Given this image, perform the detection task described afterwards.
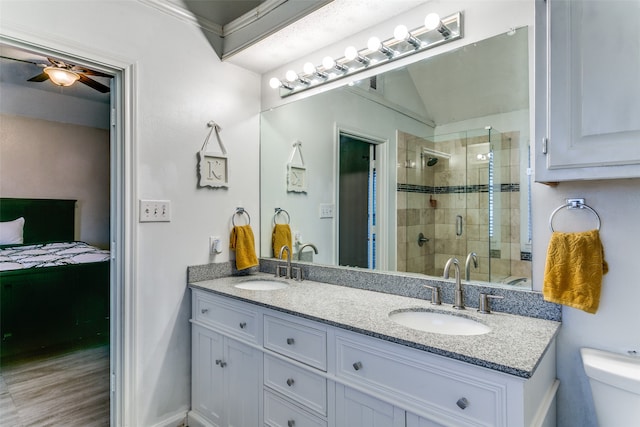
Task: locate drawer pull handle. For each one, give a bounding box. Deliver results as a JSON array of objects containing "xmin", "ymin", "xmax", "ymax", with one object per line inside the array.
[
  {"xmin": 456, "ymin": 397, "xmax": 469, "ymax": 410},
  {"xmin": 239, "ymin": 322, "xmax": 247, "ymax": 329},
  {"xmin": 286, "ymin": 378, "xmax": 295, "ymax": 386},
  {"xmin": 353, "ymin": 361, "xmax": 363, "ymax": 371},
  {"xmin": 201, "ymin": 308, "xmax": 209, "ymax": 314},
  {"xmin": 286, "ymin": 338, "xmax": 295, "ymax": 345},
  {"xmin": 287, "ymin": 420, "xmax": 295, "ymax": 427},
  {"xmin": 215, "ymin": 359, "xmax": 227, "ymax": 368}
]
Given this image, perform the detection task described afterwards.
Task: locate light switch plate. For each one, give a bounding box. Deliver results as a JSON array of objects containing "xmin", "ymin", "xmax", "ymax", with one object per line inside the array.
[
  {"xmin": 319, "ymin": 203, "xmax": 334, "ymax": 218},
  {"xmin": 139, "ymin": 200, "xmax": 171, "ymax": 222}
]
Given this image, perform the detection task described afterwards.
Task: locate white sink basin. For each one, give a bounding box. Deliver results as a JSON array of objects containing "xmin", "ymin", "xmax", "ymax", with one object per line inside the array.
[
  {"xmin": 234, "ymin": 279, "xmax": 289, "ymax": 291},
  {"xmin": 389, "ymin": 309, "xmax": 491, "ymax": 336}
]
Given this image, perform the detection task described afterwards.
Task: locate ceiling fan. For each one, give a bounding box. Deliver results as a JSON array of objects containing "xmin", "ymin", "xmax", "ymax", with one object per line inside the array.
[{"xmin": 1, "ymin": 55, "xmax": 111, "ymax": 93}]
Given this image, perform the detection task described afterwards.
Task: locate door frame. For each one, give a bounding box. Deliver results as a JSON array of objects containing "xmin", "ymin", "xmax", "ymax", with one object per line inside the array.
[
  {"xmin": 334, "ymin": 124, "xmax": 388, "ymax": 270},
  {"xmin": 0, "ymin": 31, "xmax": 137, "ymax": 426}
]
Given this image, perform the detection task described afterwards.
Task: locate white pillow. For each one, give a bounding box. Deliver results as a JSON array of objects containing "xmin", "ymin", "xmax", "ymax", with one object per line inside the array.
[{"xmin": 0, "ymin": 217, "xmax": 25, "ymax": 245}]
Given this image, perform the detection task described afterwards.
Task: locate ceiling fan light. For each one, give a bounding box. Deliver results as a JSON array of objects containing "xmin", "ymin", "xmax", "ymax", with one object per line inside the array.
[{"xmin": 44, "ymin": 67, "xmax": 80, "ymax": 87}]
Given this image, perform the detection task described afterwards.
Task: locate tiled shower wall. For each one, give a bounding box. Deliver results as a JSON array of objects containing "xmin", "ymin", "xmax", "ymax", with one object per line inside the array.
[{"xmin": 397, "ymin": 130, "xmax": 531, "ymax": 282}]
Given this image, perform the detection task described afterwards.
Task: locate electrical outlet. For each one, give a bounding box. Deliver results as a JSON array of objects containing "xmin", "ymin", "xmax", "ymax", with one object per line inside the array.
[
  {"xmin": 319, "ymin": 203, "xmax": 334, "ymax": 218},
  {"xmin": 139, "ymin": 200, "xmax": 171, "ymax": 222},
  {"xmin": 209, "ymin": 236, "xmax": 222, "ymax": 254}
]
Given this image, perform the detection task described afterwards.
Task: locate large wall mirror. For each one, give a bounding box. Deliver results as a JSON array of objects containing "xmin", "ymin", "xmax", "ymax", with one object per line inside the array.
[{"xmin": 260, "ymin": 26, "xmax": 532, "ymax": 290}]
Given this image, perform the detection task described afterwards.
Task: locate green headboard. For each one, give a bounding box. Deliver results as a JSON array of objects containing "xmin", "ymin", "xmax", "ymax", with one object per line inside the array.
[{"xmin": 0, "ymin": 198, "xmax": 76, "ymax": 244}]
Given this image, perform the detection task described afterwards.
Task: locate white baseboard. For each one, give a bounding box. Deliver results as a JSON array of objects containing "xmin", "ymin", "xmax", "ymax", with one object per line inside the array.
[
  {"xmin": 148, "ymin": 411, "xmax": 188, "ymax": 427},
  {"xmin": 186, "ymin": 410, "xmax": 212, "ymax": 427}
]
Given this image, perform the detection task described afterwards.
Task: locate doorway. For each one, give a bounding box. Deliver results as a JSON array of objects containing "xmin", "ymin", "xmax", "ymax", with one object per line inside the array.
[
  {"xmin": 0, "ymin": 38, "xmax": 127, "ymax": 426},
  {"xmin": 338, "ymin": 132, "xmax": 378, "ymax": 269}
]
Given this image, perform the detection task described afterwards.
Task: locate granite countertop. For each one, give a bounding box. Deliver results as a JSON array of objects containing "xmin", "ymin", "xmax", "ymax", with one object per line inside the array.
[{"xmin": 190, "ymin": 273, "xmax": 560, "ymax": 379}]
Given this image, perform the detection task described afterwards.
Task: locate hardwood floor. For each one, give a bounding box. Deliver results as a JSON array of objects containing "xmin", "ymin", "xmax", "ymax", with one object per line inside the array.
[{"xmin": 0, "ymin": 345, "xmax": 110, "ymax": 426}]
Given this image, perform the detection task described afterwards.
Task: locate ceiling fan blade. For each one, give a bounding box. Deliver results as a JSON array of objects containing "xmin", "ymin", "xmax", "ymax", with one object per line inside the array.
[
  {"xmin": 76, "ymin": 67, "xmax": 112, "ymax": 78},
  {"xmin": 78, "ymin": 74, "xmax": 110, "ymax": 93},
  {"xmin": 27, "ymin": 72, "xmax": 50, "ymax": 82},
  {"xmin": 0, "ymin": 55, "xmax": 39, "ymax": 66}
]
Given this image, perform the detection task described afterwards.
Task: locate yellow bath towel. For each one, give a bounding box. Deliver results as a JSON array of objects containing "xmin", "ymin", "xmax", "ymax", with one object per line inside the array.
[
  {"xmin": 230, "ymin": 225, "xmax": 259, "ymax": 270},
  {"xmin": 272, "ymin": 223, "xmax": 292, "ymax": 259},
  {"xmin": 543, "ymin": 229, "xmax": 608, "ymax": 314}
]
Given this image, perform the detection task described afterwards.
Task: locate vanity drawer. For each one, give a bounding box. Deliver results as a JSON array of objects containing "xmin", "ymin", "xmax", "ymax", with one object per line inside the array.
[
  {"xmin": 193, "ymin": 290, "xmax": 257, "ymax": 343},
  {"xmin": 264, "ymin": 389, "xmax": 327, "ymax": 427},
  {"xmin": 264, "ymin": 315, "xmax": 327, "ymax": 370},
  {"xmin": 264, "ymin": 354, "xmax": 327, "ymax": 416},
  {"xmin": 335, "ymin": 334, "xmax": 504, "ymax": 426}
]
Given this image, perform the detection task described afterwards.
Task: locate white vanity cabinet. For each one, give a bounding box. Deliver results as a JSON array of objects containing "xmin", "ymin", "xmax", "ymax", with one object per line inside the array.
[
  {"xmin": 535, "ymin": 0, "xmax": 640, "ymax": 182},
  {"xmin": 189, "ymin": 287, "xmax": 557, "ymax": 427},
  {"xmin": 335, "ymin": 385, "xmax": 405, "ymax": 427},
  {"xmin": 189, "ymin": 292, "xmax": 262, "ymax": 427},
  {"xmin": 263, "ymin": 314, "xmax": 329, "ymax": 427}
]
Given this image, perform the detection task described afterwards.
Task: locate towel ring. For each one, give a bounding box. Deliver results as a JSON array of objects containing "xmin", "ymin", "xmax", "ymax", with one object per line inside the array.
[
  {"xmin": 232, "ymin": 208, "xmax": 251, "ymax": 226},
  {"xmin": 549, "ymin": 199, "xmax": 601, "ymax": 232},
  {"xmin": 274, "ymin": 208, "xmax": 290, "ymax": 225}
]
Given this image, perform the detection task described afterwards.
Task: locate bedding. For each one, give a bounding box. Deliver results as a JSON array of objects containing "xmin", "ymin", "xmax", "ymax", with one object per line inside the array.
[{"xmin": 0, "ymin": 241, "xmax": 110, "ymax": 271}]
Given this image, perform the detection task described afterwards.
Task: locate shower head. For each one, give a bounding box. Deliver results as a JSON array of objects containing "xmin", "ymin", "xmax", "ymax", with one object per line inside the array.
[{"xmin": 426, "ymin": 157, "xmax": 438, "ymax": 167}]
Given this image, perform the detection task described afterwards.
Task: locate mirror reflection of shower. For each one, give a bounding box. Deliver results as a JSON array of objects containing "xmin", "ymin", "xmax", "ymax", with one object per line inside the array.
[{"xmin": 396, "ymin": 127, "xmax": 532, "ymax": 286}]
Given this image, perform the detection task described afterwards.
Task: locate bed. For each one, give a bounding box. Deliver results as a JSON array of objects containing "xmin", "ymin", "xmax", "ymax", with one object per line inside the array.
[{"xmin": 0, "ymin": 198, "xmax": 110, "ymax": 359}]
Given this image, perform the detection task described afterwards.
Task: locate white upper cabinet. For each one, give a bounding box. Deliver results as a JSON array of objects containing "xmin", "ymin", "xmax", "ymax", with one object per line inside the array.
[{"xmin": 535, "ymin": 0, "xmax": 640, "ymax": 182}]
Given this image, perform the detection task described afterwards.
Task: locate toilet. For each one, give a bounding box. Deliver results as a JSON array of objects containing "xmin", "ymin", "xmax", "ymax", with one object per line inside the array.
[{"xmin": 581, "ymin": 347, "xmax": 640, "ymax": 426}]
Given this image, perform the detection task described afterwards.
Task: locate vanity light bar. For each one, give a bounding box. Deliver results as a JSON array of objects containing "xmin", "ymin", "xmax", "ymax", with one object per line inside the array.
[{"xmin": 271, "ymin": 12, "xmax": 463, "ymax": 97}]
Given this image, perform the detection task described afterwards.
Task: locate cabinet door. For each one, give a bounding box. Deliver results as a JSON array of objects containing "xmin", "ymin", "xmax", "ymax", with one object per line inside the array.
[
  {"xmin": 225, "ymin": 337, "xmax": 261, "ymax": 427},
  {"xmin": 536, "ymin": 0, "xmax": 640, "ymax": 181},
  {"xmin": 335, "ymin": 384, "xmax": 404, "ymax": 427},
  {"xmin": 192, "ymin": 325, "xmax": 225, "ymax": 427},
  {"xmin": 405, "ymin": 412, "xmax": 446, "ymax": 427}
]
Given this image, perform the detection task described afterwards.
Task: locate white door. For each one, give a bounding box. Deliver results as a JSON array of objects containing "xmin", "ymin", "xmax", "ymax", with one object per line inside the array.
[{"xmin": 335, "ymin": 384, "xmax": 404, "ymax": 427}]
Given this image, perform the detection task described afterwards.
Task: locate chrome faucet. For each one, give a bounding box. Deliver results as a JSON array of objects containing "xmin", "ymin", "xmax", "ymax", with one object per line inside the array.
[
  {"xmin": 297, "ymin": 243, "xmax": 318, "ymax": 261},
  {"xmin": 444, "ymin": 257, "xmax": 465, "ymax": 310},
  {"xmin": 277, "ymin": 245, "xmax": 292, "ymax": 279},
  {"xmin": 465, "ymin": 252, "xmax": 478, "ymax": 281}
]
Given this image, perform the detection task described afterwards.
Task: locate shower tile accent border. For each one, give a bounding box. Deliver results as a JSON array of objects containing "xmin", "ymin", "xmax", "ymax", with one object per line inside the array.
[
  {"xmin": 187, "ymin": 260, "xmax": 561, "ymax": 322},
  {"xmin": 397, "ymin": 183, "xmax": 520, "ymax": 194}
]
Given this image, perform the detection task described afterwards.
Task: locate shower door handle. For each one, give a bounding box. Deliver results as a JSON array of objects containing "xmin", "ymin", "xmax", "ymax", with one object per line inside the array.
[{"xmin": 456, "ymin": 215, "xmax": 463, "ymax": 236}]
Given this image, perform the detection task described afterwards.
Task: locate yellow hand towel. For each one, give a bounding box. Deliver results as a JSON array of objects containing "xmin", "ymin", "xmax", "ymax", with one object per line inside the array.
[
  {"xmin": 543, "ymin": 229, "xmax": 608, "ymax": 314},
  {"xmin": 230, "ymin": 225, "xmax": 259, "ymax": 270},
  {"xmin": 272, "ymin": 223, "xmax": 292, "ymax": 259}
]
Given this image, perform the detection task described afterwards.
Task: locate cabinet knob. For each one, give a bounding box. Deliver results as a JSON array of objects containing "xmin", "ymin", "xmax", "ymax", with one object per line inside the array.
[
  {"xmin": 286, "ymin": 338, "xmax": 295, "ymax": 345},
  {"xmin": 215, "ymin": 359, "xmax": 226, "ymax": 368},
  {"xmin": 201, "ymin": 308, "xmax": 209, "ymax": 314},
  {"xmin": 287, "ymin": 420, "xmax": 295, "ymax": 427},
  {"xmin": 286, "ymin": 378, "xmax": 295, "ymax": 387},
  {"xmin": 456, "ymin": 397, "xmax": 469, "ymax": 410},
  {"xmin": 353, "ymin": 361, "xmax": 363, "ymax": 371},
  {"xmin": 239, "ymin": 322, "xmax": 247, "ymax": 329}
]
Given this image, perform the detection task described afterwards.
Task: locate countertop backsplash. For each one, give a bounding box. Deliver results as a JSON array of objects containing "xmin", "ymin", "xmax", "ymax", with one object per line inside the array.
[{"xmin": 187, "ymin": 259, "xmax": 561, "ymax": 322}]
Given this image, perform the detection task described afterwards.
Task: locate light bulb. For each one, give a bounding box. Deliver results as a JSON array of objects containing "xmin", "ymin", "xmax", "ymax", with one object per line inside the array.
[
  {"xmin": 269, "ymin": 77, "xmax": 282, "ymax": 89},
  {"xmin": 344, "ymin": 46, "xmax": 358, "ymax": 61},
  {"xmin": 285, "ymin": 70, "xmax": 298, "ymax": 82},
  {"xmin": 322, "ymin": 56, "xmax": 336, "ymax": 70},
  {"xmin": 303, "ymin": 62, "xmax": 316, "ymax": 75},
  {"xmin": 394, "ymin": 25, "xmax": 409, "ymax": 41},
  {"xmin": 424, "ymin": 13, "xmax": 441, "ymax": 31},
  {"xmin": 367, "ymin": 37, "xmax": 382, "ymax": 51}
]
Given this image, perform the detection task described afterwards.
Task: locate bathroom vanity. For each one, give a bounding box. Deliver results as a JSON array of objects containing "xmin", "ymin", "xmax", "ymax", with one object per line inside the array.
[{"xmin": 188, "ymin": 274, "xmax": 559, "ymax": 427}]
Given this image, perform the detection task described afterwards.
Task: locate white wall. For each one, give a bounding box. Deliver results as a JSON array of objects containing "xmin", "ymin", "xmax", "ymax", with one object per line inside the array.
[
  {"xmin": 532, "ymin": 179, "xmax": 640, "ymax": 426},
  {"xmin": 0, "ymin": 114, "xmax": 111, "ymax": 247},
  {"xmin": 1, "ymin": 1, "xmax": 261, "ymax": 426}
]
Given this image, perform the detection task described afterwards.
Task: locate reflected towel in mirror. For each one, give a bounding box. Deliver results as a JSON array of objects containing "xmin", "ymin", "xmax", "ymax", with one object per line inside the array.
[{"xmin": 272, "ymin": 224, "xmax": 292, "ymax": 260}]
